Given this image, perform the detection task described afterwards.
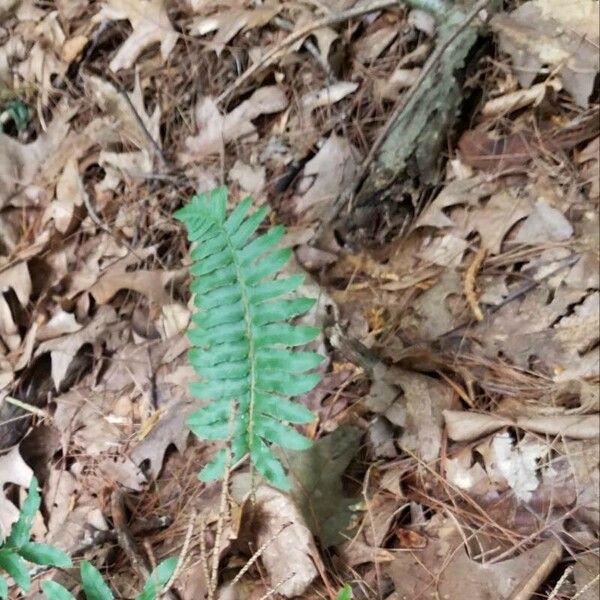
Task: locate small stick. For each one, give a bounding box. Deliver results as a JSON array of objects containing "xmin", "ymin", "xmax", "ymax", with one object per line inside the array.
[
  {"xmin": 3, "ymin": 395, "xmax": 47, "ymax": 418},
  {"xmin": 111, "ymin": 491, "xmax": 179, "ymax": 600},
  {"xmin": 111, "ymin": 490, "xmax": 151, "ymax": 580},
  {"xmin": 161, "ymin": 509, "xmax": 196, "ymax": 597},
  {"xmin": 199, "ymin": 516, "xmax": 211, "ymax": 592},
  {"xmin": 572, "ymin": 574, "xmax": 600, "ymax": 600},
  {"xmin": 230, "ymin": 523, "xmax": 291, "ymax": 587},
  {"xmin": 547, "ymin": 566, "xmax": 573, "ymax": 600},
  {"xmin": 257, "ymin": 574, "xmax": 296, "ymax": 600},
  {"xmin": 464, "ymin": 248, "xmax": 486, "ymax": 321}
]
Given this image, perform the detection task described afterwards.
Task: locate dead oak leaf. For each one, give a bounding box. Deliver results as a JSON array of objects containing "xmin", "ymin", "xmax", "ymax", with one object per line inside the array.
[
  {"xmin": 385, "ymin": 526, "xmax": 562, "ymax": 599},
  {"xmin": 189, "ymin": 5, "xmax": 280, "ymax": 55},
  {"xmin": 249, "ymin": 486, "xmax": 319, "ymax": 598},
  {"xmin": 35, "ymin": 306, "xmax": 117, "ymax": 390},
  {"xmin": 86, "ymin": 73, "xmax": 161, "ymax": 156},
  {"xmin": 88, "ymin": 247, "xmax": 182, "ymax": 306},
  {"xmin": 181, "ymin": 86, "xmax": 287, "ymax": 161},
  {"xmin": 288, "ymin": 134, "xmax": 361, "ymax": 222},
  {"xmin": 93, "ymin": 0, "xmax": 178, "ymax": 72},
  {"xmin": 492, "ymin": 0, "xmax": 599, "ymax": 107},
  {"xmin": 42, "ymin": 157, "xmax": 85, "ymax": 234}
]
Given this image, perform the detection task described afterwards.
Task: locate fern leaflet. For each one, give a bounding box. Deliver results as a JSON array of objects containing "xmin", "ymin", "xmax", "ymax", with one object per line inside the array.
[{"xmin": 175, "ymin": 187, "xmax": 323, "ymax": 490}]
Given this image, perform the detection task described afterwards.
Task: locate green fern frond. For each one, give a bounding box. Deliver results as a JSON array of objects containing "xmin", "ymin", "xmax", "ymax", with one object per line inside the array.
[{"xmin": 175, "ymin": 187, "xmax": 323, "ymax": 490}]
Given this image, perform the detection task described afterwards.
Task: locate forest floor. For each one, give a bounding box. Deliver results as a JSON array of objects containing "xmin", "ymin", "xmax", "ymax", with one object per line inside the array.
[{"xmin": 0, "ymin": 1, "xmax": 598, "ymax": 599}]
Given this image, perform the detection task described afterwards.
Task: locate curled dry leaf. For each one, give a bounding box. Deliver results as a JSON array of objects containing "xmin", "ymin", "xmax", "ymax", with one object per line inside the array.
[
  {"xmin": 43, "ymin": 157, "xmax": 85, "ymax": 233},
  {"xmin": 16, "ymin": 10, "xmax": 67, "ymax": 106},
  {"xmin": 491, "ymin": 0, "xmax": 599, "ymax": 107},
  {"xmin": 93, "ymin": 0, "xmax": 178, "ymax": 71},
  {"xmin": 0, "ymin": 446, "xmax": 33, "ymax": 538},
  {"xmin": 0, "ymin": 104, "xmax": 72, "ymax": 209},
  {"xmin": 300, "ymin": 81, "xmax": 359, "ymax": 113},
  {"xmin": 444, "ymin": 410, "xmax": 600, "ymax": 442},
  {"xmin": 385, "ymin": 522, "xmax": 562, "ymax": 600},
  {"xmin": 35, "ymin": 306, "xmax": 117, "ymax": 390},
  {"xmin": 290, "ymin": 133, "xmax": 361, "ymax": 221},
  {"xmin": 250, "ymin": 486, "xmax": 319, "ymax": 598},
  {"xmin": 189, "ymin": 5, "xmax": 280, "ymax": 55},
  {"xmin": 88, "ymin": 247, "xmax": 182, "ymax": 307},
  {"xmin": 182, "ymin": 86, "xmax": 288, "ymax": 160},
  {"xmin": 86, "ymin": 73, "xmax": 161, "ymax": 156}
]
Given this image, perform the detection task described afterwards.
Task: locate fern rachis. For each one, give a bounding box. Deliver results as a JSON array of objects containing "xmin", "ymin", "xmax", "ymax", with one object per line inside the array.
[{"xmin": 175, "ymin": 187, "xmax": 323, "ymax": 490}]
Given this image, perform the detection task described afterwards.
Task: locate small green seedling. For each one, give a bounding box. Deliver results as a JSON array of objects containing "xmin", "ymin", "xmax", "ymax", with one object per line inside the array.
[
  {"xmin": 41, "ymin": 556, "xmax": 178, "ymax": 600},
  {"xmin": 176, "ymin": 187, "xmax": 324, "ymax": 490},
  {"xmin": 0, "ymin": 477, "xmax": 71, "ymax": 598},
  {"xmin": 336, "ymin": 583, "xmax": 353, "ymax": 600}
]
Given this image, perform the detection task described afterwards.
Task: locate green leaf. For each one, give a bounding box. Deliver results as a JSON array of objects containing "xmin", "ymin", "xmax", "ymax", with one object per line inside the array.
[
  {"xmin": 244, "ymin": 248, "xmax": 292, "ymax": 285},
  {"xmin": 80, "ymin": 561, "xmax": 114, "ymax": 600},
  {"xmin": 255, "ymin": 393, "xmax": 315, "ymax": 424},
  {"xmin": 254, "ymin": 324, "xmax": 320, "ymax": 347},
  {"xmin": 255, "ymin": 349, "xmax": 323, "ymax": 372},
  {"xmin": 6, "ymin": 477, "xmax": 40, "ymax": 548},
  {"xmin": 239, "ymin": 225, "xmax": 284, "ymax": 264},
  {"xmin": 198, "ymin": 449, "xmax": 227, "ymax": 481},
  {"xmin": 254, "ymin": 417, "xmax": 312, "ymax": 450},
  {"xmin": 256, "ymin": 371, "xmax": 321, "ymax": 396},
  {"xmin": 247, "ymin": 275, "xmax": 304, "ymax": 303},
  {"xmin": 18, "ymin": 542, "xmax": 72, "ymax": 567},
  {"xmin": 0, "ymin": 549, "xmax": 30, "ymax": 592},
  {"xmin": 251, "ymin": 297, "xmax": 316, "ymax": 325},
  {"xmin": 336, "ymin": 584, "xmax": 353, "ymax": 600},
  {"xmin": 136, "ymin": 557, "xmax": 179, "ymax": 600},
  {"xmin": 251, "ymin": 439, "xmax": 289, "ymax": 490},
  {"xmin": 41, "ymin": 581, "xmax": 77, "ymax": 600},
  {"xmin": 0, "ymin": 575, "xmax": 7, "ymax": 599}
]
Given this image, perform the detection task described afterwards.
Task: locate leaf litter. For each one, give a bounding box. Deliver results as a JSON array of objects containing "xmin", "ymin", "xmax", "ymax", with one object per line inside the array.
[{"xmin": 0, "ymin": 0, "xmax": 597, "ymax": 598}]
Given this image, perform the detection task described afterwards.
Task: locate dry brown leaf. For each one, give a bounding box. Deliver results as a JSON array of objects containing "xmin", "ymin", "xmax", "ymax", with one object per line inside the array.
[
  {"xmin": 42, "ymin": 158, "xmax": 85, "ymax": 233},
  {"xmin": 0, "ymin": 104, "xmax": 72, "ymax": 208},
  {"xmin": 182, "ymin": 86, "xmax": 287, "ymax": 160},
  {"xmin": 444, "ymin": 410, "xmax": 600, "ymax": 442},
  {"xmin": 290, "ymin": 134, "xmax": 361, "ymax": 221},
  {"xmin": 35, "ymin": 306, "xmax": 117, "ymax": 390},
  {"xmin": 228, "ymin": 160, "xmax": 266, "ymax": 196},
  {"xmin": 385, "ymin": 523, "xmax": 562, "ymax": 599},
  {"xmin": 250, "ymin": 486, "xmax": 319, "ymax": 598},
  {"xmin": 86, "ymin": 73, "xmax": 161, "ymax": 156},
  {"xmin": 16, "ymin": 10, "xmax": 67, "ymax": 106},
  {"xmin": 354, "ymin": 25, "xmax": 397, "ymax": 63},
  {"xmin": 88, "ymin": 248, "xmax": 181, "ymax": 306},
  {"xmin": 189, "ymin": 5, "xmax": 280, "ymax": 55},
  {"xmin": 574, "ymin": 553, "xmax": 600, "ymax": 600},
  {"xmin": 95, "ymin": 150, "xmax": 153, "ymax": 193},
  {"xmin": 363, "ymin": 363, "xmax": 455, "ymax": 462},
  {"xmin": 492, "ymin": 0, "xmax": 599, "ymax": 107},
  {"xmin": 93, "ymin": 0, "xmax": 178, "ymax": 71},
  {"xmin": 129, "ymin": 401, "xmax": 193, "ymax": 479},
  {"xmin": 300, "ymin": 81, "xmax": 359, "ymax": 113},
  {"xmin": 0, "ymin": 446, "xmax": 33, "ymax": 538},
  {"xmin": 514, "ymin": 200, "xmax": 573, "ymax": 243}
]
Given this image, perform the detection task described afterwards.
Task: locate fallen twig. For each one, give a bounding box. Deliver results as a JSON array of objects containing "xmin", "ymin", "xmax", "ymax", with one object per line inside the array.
[{"xmin": 464, "ymin": 248, "xmax": 487, "ymax": 321}]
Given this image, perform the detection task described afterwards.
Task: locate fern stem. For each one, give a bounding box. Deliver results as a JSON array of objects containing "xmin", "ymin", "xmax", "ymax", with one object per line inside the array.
[{"xmin": 222, "ymin": 230, "xmax": 258, "ymax": 495}]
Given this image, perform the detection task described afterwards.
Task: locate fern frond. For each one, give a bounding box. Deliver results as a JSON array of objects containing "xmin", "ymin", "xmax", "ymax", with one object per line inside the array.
[{"xmin": 175, "ymin": 187, "xmax": 323, "ymax": 490}]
